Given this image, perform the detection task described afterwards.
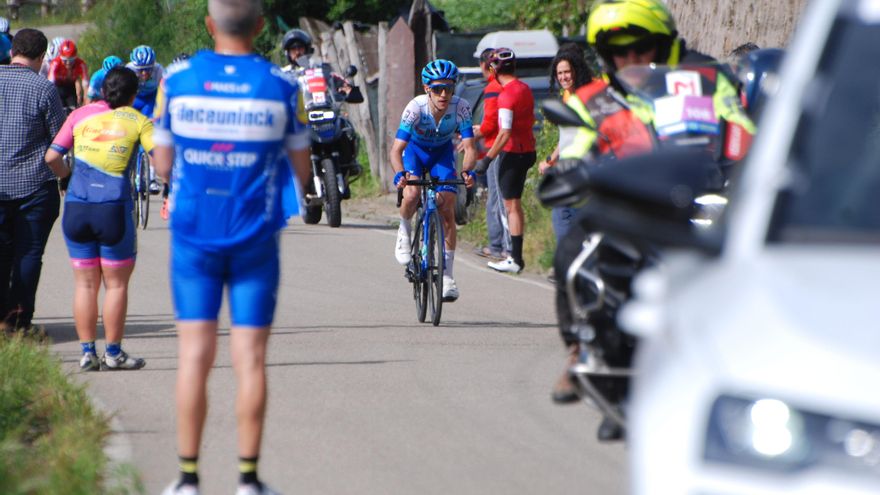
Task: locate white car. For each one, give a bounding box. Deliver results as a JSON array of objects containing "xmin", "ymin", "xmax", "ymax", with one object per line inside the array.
[{"xmin": 585, "ymin": 0, "xmax": 880, "ymax": 493}]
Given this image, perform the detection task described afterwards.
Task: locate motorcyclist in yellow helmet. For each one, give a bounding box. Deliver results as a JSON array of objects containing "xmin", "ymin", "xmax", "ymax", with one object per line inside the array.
[{"xmin": 550, "ymin": 1, "xmax": 755, "ymax": 438}]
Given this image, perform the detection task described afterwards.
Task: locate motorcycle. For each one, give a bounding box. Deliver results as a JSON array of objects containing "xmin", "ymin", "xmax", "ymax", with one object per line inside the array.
[
  {"xmin": 296, "ymin": 60, "xmax": 362, "ymax": 228},
  {"xmin": 539, "ymin": 62, "xmax": 751, "ymax": 441}
]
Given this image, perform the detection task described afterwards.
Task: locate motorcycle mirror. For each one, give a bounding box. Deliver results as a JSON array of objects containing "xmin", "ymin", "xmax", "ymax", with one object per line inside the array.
[
  {"xmin": 345, "ymin": 65, "xmax": 358, "ymax": 78},
  {"xmin": 542, "ymin": 99, "xmax": 596, "ymax": 131}
]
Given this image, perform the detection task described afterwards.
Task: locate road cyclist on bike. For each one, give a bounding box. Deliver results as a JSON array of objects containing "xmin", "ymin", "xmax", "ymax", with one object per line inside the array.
[
  {"xmin": 85, "ymin": 55, "xmax": 123, "ymax": 103},
  {"xmin": 391, "ymin": 59, "xmax": 477, "ymax": 302},
  {"xmin": 39, "ymin": 36, "xmax": 64, "ymax": 77},
  {"xmin": 47, "ymin": 39, "xmax": 88, "ymax": 111},
  {"xmin": 126, "ymin": 44, "xmax": 164, "ymax": 194}
]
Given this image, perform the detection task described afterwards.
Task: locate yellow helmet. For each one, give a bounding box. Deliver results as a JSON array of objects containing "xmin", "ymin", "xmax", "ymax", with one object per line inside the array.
[{"xmin": 587, "ymin": 0, "xmax": 679, "ymax": 69}]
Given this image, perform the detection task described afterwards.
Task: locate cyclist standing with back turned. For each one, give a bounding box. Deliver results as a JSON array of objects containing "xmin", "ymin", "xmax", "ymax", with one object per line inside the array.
[{"xmin": 391, "ymin": 59, "xmax": 476, "ymax": 302}]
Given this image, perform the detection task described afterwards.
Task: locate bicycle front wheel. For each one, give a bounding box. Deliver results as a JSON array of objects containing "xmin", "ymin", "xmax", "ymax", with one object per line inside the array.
[
  {"xmin": 412, "ymin": 210, "xmax": 428, "ymax": 323},
  {"xmin": 427, "ymin": 210, "xmax": 444, "ymax": 326},
  {"xmin": 138, "ymin": 152, "xmax": 150, "ymax": 229}
]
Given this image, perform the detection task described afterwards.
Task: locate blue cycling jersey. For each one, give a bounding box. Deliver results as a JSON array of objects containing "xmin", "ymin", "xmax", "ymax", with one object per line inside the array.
[
  {"xmin": 153, "ymin": 50, "xmax": 309, "ymax": 251},
  {"xmin": 125, "ymin": 62, "xmax": 164, "ymax": 97},
  {"xmin": 395, "ymin": 94, "xmax": 474, "ymax": 147},
  {"xmin": 87, "ymin": 68, "xmax": 106, "ymax": 100}
]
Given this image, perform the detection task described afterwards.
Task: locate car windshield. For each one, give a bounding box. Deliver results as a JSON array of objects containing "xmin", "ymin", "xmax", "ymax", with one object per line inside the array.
[{"xmin": 768, "ymin": 13, "xmax": 880, "ymax": 244}]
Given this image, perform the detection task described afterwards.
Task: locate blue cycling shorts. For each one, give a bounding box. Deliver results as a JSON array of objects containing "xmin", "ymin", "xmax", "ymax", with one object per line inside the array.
[
  {"xmin": 402, "ymin": 141, "xmax": 458, "ymax": 193},
  {"xmin": 63, "ymin": 200, "xmax": 137, "ymax": 267},
  {"xmin": 170, "ymin": 234, "xmax": 280, "ymax": 327}
]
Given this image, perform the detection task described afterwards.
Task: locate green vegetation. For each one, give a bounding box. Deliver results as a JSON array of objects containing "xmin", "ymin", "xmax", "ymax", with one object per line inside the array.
[
  {"xmin": 6, "ymin": 0, "xmax": 87, "ymax": 28},
  {"xmin": 433, "ymin": 0, "xmax": 593, "ymax": 34},
  {"xmin": 0, "ymin": 336, "xmax": 142, "ymax": 494},
  {"xmin": 458, "ymin": 123, "xmax": 559, "ymax": 272}
]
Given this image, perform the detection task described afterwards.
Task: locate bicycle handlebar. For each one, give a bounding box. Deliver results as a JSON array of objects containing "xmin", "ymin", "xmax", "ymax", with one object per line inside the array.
[{"xmin": 395, "ymin": 172, "xmax": 470, "ymax": 207}]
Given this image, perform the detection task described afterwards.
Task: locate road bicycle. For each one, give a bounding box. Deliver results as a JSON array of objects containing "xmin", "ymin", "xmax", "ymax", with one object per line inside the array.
[
  {"xmin": 131, "ymin": 148, "xmax": 150, "ymax": 229},
  {"xmin": 397, "ymin": 173, "xmax": 468, "ymax": 326}
]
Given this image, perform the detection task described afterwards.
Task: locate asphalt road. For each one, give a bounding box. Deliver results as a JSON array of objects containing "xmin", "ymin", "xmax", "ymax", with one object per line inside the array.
[{"xmin": 37, "ymin": 201, "xmax": 628, "ymax": 495}]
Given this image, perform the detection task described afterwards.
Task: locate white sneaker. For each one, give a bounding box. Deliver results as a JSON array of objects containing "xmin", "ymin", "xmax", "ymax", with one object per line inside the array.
[
  {"xmin": 79, "ymin": 353, "xmax": 100, "ymax": 372},
  {"xmin": 442, "ymin": 276, "xmax": 459, "ymax": 302},
  {"xmin": 235, "ymin": 482, "xmax": 282, "ymax": 495},
  {"xmin": 161, "ymin": 481, "xmax": 199, "ymax": 495},
  {"xmin": 488, "ymin": 256, "xmax": 523, "ymax": 274},
  {"xmin": 395, "ymin": 229, "xmax": 411, "ymax": 265}
]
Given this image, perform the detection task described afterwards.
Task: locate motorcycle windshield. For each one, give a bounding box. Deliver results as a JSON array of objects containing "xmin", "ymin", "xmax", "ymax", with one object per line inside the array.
[{"xmin": 616, "ymin": 63, "xmax": 724, "ymax": 139}]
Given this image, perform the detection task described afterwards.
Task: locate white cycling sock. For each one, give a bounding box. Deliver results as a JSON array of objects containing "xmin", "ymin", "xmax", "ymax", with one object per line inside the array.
[
  {"xmin": 399, "ymin": 216, "xmax": 412, "ymax": 236},
  {"xmin": 444, "ymin": 250, "xmax": 455, "ymax": 278}
]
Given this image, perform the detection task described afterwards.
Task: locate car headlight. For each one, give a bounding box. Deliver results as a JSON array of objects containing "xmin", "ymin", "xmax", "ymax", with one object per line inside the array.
[{"xmin": 704, "ymin": 395, "xmax": 880, "ymax": 477}]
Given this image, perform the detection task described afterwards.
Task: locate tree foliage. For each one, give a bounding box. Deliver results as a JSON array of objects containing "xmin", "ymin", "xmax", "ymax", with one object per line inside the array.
[{"xmin": 433, "ymin": 0, "xmax": 592, "ymax": 34}]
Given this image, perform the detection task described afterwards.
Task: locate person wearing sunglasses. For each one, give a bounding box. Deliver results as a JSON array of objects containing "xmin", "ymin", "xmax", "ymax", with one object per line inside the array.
[
  {"xmin": 126, "ymin": 45, "xmax": 165, "ymax": 193},
  {"xmin": 391, "ymin": 59, "xmax": 477, "ymax": 302},
  {"xmin": 47, "ymin": 39, "xmax": 89, "ymax": 109}
]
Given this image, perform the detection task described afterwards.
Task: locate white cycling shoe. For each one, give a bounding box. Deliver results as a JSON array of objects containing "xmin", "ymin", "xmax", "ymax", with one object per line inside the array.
[
  {"xmin": 488, "ymin": 256, "xmax": 523, "ymax": 274},
  {"xmin": 442, "ymin": 276, "xmax": 459, "ymax": 302},
  {"xmin": 236, "ymin": 482, "xmax": 282, "ymax": 495},
  {"xmin": 395, "ymin": 229, "xmax": 411, "ymax": 265}
]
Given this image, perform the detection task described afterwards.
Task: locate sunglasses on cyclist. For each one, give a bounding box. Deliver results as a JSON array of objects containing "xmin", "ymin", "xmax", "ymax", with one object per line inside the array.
[
  {"xmin": 608, "ymin": 37, "xmax": 657, "ymax": 57},
  {"xmin": 61, "ymin": 57, "xmax": 75, "ymax": 64},
  {"xmin": 428, "ymin": 83, "xmax": 454, "ymax": 95}
]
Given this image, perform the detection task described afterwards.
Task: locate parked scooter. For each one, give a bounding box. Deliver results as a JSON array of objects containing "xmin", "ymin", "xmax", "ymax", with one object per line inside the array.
[{"xmin": 295, "ymin": 58, "xmax": 363, "ymax": 227}]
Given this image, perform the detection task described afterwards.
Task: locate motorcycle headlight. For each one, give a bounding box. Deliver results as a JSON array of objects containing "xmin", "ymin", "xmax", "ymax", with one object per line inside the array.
[
  {"xmin": 705, "ymin": 395, "xmax": 880, "ymax": 477},
  {"xmin": 308, "ymin": 110, "xmax": 335, "ymax": 121}
]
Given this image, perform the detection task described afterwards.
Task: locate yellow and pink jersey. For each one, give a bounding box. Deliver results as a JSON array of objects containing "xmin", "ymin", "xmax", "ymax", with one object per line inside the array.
[{"xmin": 51, "ymin": 101, "xmax": 155, "ymax": 203}]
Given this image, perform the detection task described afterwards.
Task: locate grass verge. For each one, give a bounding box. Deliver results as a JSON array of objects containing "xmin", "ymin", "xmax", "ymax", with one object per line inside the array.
[{"xmin": 0, "ymin": 335, "xmax": 142, "ymax": 494}]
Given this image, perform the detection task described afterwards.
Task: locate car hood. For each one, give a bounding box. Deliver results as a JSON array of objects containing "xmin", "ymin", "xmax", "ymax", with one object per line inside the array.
[{"xmin": 668, "ymin": 246, "xmax": 880, "ymax": 417}]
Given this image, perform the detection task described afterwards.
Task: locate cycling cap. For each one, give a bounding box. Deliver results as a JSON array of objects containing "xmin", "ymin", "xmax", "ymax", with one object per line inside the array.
[
  {"xmin": 0, "ymin": 16, "xmax": 9, "ymax": 34},
  {"xmin": 421, "ymin": 59, "xmax": 459, "ymax": 85},
  {"xmin": 59, "ymin": 39, "xmax": 77, "ymax": 59},
  {"xmin": 102, "ymin": 55, "xmax": 123, "ymax": 72},
  {"xmin": 737, "ymin": 48, "xmax": 785, "ymax": 118},
  {"xmin": 488, "ymin": 47, "xmax": 516, "ymax": 71},
  {"xmin": 282, "ymin": 28, "xmax": 313, "ymax": 51},
  {"xmin": 172, "ymin": 52, "xmax": 190, "ymax": 64},
  {"xmin": 130, "ymin": 45, "xmax": 156, "ymax": 68}
]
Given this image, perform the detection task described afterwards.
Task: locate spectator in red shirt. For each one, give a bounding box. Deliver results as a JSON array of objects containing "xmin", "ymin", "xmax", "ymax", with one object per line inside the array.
[
  {"xmin": 477, "ymin": 48, "xmax": 535, "ymax": 273},
  {"xmin": 471, "ymin": 48, "xmax": 511, "ymax": 260},
  {"xmin": 47, "ymin": 39, "xmax": 88, "ymax": 109}
]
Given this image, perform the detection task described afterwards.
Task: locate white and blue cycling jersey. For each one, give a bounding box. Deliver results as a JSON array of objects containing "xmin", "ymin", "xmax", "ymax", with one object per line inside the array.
[
  {"xmin": 125, "ymin": 62, "xmax": 164, "ymax": 96},
  {"xmin": 153, "ymin": 50, "xmax": 309, "ymax": 251},
  {"xmin": 396, "ymin": 95, "xmax": 473, "ymax": 190},
  {"xmin": 396, "ymin": 94, "xmax": 473, "ymax": 148}
]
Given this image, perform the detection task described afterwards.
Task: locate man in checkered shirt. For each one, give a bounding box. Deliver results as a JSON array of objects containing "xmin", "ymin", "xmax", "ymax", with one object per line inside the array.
[{"xmin": 0, "ymin": 28, "xmax": 68, "ymax": 335}]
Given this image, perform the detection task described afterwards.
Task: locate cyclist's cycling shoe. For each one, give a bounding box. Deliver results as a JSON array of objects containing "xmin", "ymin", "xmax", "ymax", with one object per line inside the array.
[
  {"xmin": 236, "ymin": 482, "xmax": 282, "ymax": 495},
  {"xmin": 100, "ymin": 350, "xmax": 146, "ymax": 370},
  {"xmin": 79, "ymin": 352, "xmax": 100, "ymax": 372},
  {"xmin": 442, "ymin": 276, "xmax": 459, "ymax": 302},
  {"xmin": 149, "ymin": 179, "xmax": 162, "ymax": 195},
  {"xmin": 395, "ymin": 229, "xmax": 411, "ymax": 265},
  {"xmin": 161, "ymin": 481, "xmax": 199, "ymax": 495},
  {"xmin": 488, "ymin": 256, "xmax": 523, "ymax": 274}
]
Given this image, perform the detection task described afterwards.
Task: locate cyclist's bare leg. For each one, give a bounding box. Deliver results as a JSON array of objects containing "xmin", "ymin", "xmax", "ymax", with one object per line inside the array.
[
  {"xmin": 175, "ymin": 321, "xmax": 219, "ymax": 457},
  {"xmin": 398, "ymin": 174, "xmax": 421, "ymax": 221},
  {"xmin": 437, "ymin": 190, "xmax": 457, "ymax": 251},
  {"xmin": 503, "ymin": 198, "xmax": 525, "ymax": 236},
  {"xmin": 72, "ymin": 266, "xmax": 102, "ymax": 342},
  {"xmin": 230, "ymin": 326, "xmax": 270, "ymax": 458},
  {"xmin": 100, "ymin": 263, "xmax": 134, "ymax": 343}
]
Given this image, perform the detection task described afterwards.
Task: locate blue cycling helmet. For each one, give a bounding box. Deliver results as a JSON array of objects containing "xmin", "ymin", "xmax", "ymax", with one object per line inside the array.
[
  {"xmin": 130, "ymin": 45, "xmax": 156, "ymax": 68},
  {"xmin": 102, "ymin": 55, "xmax": 123, "ymax": 72},
  {"xmin": 421, "ymin": 59, "xmax": 459, "ymax": 85},
  {"xmin": 736, "ymin": 48, "xmax": 785, "ymax": 119}
]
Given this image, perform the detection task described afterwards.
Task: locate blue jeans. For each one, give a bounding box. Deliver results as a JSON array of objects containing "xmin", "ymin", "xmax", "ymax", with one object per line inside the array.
[
  {"xmin": 0, "ymin": 181, "xmax": 60, "ymax": 328},
  {"xmin": 486, "ymin": 156, "xmax": 511, "ymax": 254},
  {"xmin": 551, "ymin": 206, "xmax": 577, "ymax": 243}
]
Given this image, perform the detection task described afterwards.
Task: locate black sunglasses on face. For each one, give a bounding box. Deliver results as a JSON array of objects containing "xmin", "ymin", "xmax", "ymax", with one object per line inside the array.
[
  {"xmin": 429, "ymin": 84, "xmax": 454, "ymax": 95},
  {"xmin": 608, "ymin": 37, "xmax": 657, "ymax": 57}
]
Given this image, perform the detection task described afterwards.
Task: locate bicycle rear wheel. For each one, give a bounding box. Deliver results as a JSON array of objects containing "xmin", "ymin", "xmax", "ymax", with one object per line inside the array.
[
  {"xmin": 138, "ymin": 152, "xmax": 150, "ymax": 229},
  {"xmin": 412, "ymin": 210, "xmax": 428, "ymax": 323},
  {"xmin": 426, "ymin": 210, "xmax": 444, "ymax": 326}
]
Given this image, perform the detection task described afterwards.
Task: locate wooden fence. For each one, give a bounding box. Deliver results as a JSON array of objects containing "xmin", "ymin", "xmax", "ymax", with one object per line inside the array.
[{"xmin": 5, "ymin": 0, "xmax": 93, "ymax": 19}]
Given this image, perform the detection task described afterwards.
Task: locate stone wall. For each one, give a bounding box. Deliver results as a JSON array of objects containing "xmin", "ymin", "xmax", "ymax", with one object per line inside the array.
[{"xmin": 666, "ymin": 0, "xmax": 810, "ymax": 59}]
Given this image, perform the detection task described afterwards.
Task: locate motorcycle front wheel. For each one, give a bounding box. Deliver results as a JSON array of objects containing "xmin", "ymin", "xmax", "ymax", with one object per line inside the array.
[{"xmin": 322, "ymin": 158, "xmax": 342, "ymax": 228}]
